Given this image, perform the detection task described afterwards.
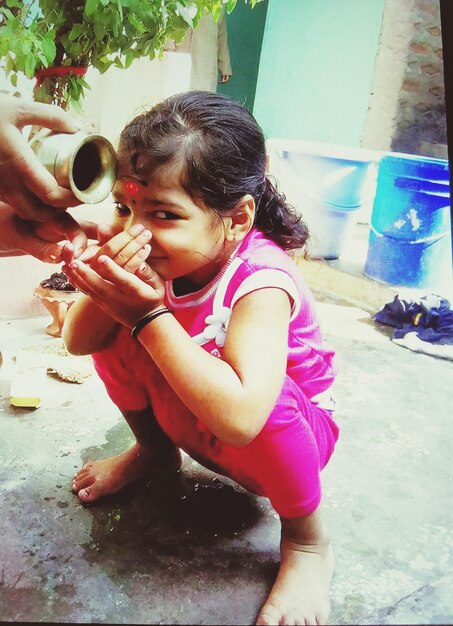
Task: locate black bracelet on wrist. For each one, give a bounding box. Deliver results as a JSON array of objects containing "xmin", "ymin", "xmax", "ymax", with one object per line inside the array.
[{"xmin": 131, "ymin": 307, "xmax": 172, "ymax": 339}]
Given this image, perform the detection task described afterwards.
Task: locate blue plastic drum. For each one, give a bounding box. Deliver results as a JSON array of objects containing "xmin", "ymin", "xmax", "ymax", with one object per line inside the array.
[{"xmin": 364, "ymin": 153, "xmax": 452, "ymax": 289}]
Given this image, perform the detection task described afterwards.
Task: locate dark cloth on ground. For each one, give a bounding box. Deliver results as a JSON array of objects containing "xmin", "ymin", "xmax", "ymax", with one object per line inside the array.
[{"xmin": 375, "ymin": 294, "xmax": 453, "ymax": 345}]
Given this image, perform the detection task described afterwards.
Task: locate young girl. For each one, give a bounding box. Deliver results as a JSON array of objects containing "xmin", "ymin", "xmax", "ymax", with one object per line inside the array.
[{"xmin": 63, "ymin": 91, "xmax": 339, "ymax": 626}]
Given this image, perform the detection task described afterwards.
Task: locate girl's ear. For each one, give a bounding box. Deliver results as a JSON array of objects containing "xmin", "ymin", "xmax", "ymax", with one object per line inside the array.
[{"xmin": 225, "ymin": 194, "xmax": 255, "ymax": 243}]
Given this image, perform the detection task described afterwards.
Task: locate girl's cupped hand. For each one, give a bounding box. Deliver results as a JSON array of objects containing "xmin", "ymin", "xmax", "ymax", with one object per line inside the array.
[{"xmin": 63, "ymin": 224, "xmax": 165, "ymax": 328}]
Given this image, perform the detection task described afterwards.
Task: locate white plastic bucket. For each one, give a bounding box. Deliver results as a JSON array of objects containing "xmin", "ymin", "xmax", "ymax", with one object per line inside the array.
[{"xmin": 266, "ymin": 139, "xmax": 379, "ymax": 259}]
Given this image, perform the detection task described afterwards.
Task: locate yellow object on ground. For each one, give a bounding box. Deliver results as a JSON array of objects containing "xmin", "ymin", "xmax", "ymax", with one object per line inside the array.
[{"xmin": 10, "ymin": 366, "xmax": 47, "ymax": 408}]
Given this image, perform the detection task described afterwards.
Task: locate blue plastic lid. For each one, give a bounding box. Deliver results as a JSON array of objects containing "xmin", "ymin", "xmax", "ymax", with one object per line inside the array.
[{"xmin": 380, "ymin": 151, "xmax": 450, "ymax": 181}]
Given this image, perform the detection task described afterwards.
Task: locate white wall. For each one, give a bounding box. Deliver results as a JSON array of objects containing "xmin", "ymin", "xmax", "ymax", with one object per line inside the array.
[{"xmin": 81, "ymin": 52, "xmax": 191, "ymax": 146}]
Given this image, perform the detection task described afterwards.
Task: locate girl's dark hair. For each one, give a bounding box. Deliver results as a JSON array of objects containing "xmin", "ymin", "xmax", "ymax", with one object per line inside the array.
[{"xmin": 120, "ymin": 91, "xmax": 309, "ymax": 251}]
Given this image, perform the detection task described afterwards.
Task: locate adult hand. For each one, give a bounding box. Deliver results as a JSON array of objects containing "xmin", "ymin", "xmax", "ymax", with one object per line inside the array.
[
  {"xmin": 0, "ymin": 202, "xmax": 99, "ymax": 263},
  {"xmin": 0, "ymin": 94, "xmax": 81, "ymax": 221}
]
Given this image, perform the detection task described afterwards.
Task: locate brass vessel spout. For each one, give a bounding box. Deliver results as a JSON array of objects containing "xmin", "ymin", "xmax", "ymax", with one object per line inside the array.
[{"xmin": 29, "ymin": 129, "xmax": 117, "ymax": 204}]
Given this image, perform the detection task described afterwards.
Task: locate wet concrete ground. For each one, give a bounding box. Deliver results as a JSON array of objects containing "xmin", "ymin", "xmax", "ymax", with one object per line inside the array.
[{"xmin": 1, "ymin": 300, "xmax": 453, "ymax": 624}]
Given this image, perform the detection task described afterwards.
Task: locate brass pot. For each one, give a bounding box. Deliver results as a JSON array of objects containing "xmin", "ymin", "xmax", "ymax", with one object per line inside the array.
[{"xmin": 29, "ymin": 129, "xmax": 117, "ymax": 204}]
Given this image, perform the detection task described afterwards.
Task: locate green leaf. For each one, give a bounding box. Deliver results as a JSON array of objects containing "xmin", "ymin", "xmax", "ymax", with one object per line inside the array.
[
  {"xmin": 68, "ymin": 24, "xmax": 84, "ymax": 41},
  {"xmin": 11, "ymin": 73, "xmax": 18, "ymax": 87},
  {"xmin": 211, "ymin": 4, "xmax": 222, "ymax": 21},
  {"xmin": 96, "ymin": 56, "xmax": 114, "ymax": 73},
  {"xmin": 112, "ymin": 18, "xmax": 119, "ymax": 38},
  {"xmin": 36, "ymin": 51, "xmax": 48, "ymax": 66},
  {"xmin": 143, "ymin": 39, "xmax": 156, "ymax": 55},
  {"xmin": 23, "ymin": 54, "xmax": 37, "ymax": 77},
  {"xmin": 34, "ymin": 84, "xmax": 53, "ymax": 104},
  {"xmin": 5, "ymin": 55, "xmax": 14, "ymax": 75},
  {"xmin": 171, "ymin": 27, "xmax": 188, "ymax": 45},
  {"xmin": 116, "ymin": 0, "xmax": 123, "ymax": 21},
  {"xmin": 41, "ymin": 36, "xmax": 56, "ymax": 64},
  {"xmin": 69, "ymin": 42, "xmax": 82, "ymax": 57},
  {"xmin": 3, "ymin": 15, "xmax": 20, "ymax": 31},
  {"xmin": 85, "ymin": 0, "xmax": 99, "ymax": 17},
  {"xmin": 226, "ymin": 0, "xmax": 237, "ymax": 13},
  {"xmin": 1, "ymin": 8, "xmax": 15, "ymax": 20},
  {"xmin": 21, "ymin": 40, "xmax": 32, "ymax": 55},
  {"xmin": 94, "ymin": 20, "xmax": 106, "ymax": 41},
  {"xmin": 127, "ymin": 13, "xmax": 146, "ymax": 33},
  {"xmin": 43, "ymin": 29, "xmax": 56, "ymax": 42},
  {"xmin": 78, "ymin": 76, "xmax": 91, "ymax": 89},
  {"xmin": 124, "ymin": 52, "xmax": 135, "ymax": 68},
  {"xmin": 68, "ymin": 75, "xmax": 81, "ymax": 99}
]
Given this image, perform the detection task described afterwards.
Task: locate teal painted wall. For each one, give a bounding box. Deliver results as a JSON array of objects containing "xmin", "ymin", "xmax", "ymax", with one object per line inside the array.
[
  {"xmin": 218, "ymin": 0, "xmax": 268, "ymax": 111},
  {"xmin": 253, "ymin": 0, "xmax": 386, "ymax": 146}
]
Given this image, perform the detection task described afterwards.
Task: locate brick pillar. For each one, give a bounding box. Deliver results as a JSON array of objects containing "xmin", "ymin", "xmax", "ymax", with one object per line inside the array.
[{"xmin": 362, "ymin": 0, "xmax": 447, "ymax": 158}]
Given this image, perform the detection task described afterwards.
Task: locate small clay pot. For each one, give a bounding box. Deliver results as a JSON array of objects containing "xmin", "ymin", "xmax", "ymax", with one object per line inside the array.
[{"xmin": 34, "ymin": 273, "xmax": 83, "ymax": 338}]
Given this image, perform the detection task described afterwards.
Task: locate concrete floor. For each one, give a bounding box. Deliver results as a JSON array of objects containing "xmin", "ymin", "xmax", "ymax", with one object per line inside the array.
[{"xmin": 1, "ymin": 284, "xmax": 453, "ymax": 623}]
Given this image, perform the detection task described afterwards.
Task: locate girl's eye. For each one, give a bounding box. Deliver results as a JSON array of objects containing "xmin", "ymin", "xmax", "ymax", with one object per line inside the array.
[
  {"xmin": 153, "ymin": 210, "xmax": 180, "ymax": 220},
  {"xmin": 114, "ymin": 202, "xmax": 131, "ymax": 217}
]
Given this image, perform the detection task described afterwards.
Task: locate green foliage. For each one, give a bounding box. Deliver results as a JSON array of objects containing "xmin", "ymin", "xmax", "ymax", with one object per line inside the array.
[{"xmin": 0, "ymin": 0, "xmax": 263, "ymax": 108}]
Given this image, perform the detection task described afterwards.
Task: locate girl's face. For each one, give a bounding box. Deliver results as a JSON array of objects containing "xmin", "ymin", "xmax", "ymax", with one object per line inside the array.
[{"xmin": 112, "ymin": 152, "xmax": 233, "ymax": 287}]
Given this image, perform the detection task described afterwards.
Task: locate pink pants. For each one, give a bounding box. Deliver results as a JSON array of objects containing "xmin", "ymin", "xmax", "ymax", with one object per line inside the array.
[{"xmin": 93, "ymin": 346, "xmax": 339, "ymax": 519}]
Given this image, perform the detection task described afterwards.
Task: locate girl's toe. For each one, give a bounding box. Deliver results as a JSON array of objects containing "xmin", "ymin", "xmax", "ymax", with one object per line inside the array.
[{"xmin": 77, "ymin": 482, "xmax": 104, "ymax": 503}]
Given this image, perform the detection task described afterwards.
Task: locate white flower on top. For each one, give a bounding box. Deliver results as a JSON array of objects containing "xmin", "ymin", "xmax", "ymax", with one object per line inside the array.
[{"xmin": 202, "ymin": 306, "xmax": 231, "ymax": 347}]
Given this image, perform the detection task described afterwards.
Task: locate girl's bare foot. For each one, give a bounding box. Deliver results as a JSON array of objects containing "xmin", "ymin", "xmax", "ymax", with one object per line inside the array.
[
  {"xmin": 256, "ymin": 511, "xmax": 334, "ymax": 626},
  {"xmin": 72, "ymin": 443, "xmax": 182, "ymax": 503}
]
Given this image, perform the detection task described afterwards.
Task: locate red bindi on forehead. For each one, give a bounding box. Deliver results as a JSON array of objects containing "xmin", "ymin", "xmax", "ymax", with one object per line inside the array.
[{"xmin": 124, "ymin": 180, "xmax": 140, "ymax": 196}]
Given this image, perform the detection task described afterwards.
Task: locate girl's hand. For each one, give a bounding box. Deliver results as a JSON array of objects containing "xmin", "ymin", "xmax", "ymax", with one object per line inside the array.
[
  {"xmin": 64, "ymin": 223, "xmax": 151, "ymax": 272},
  {"xmin": 61, "ymin": 225, "xmax": 158, "ymax": 354},
  {"xmin": 89, "ymin": 224, "xmax": 152, "ymax": 274},
  {"xmin": 64, "ymin": 254, "xmax": 165, "ymax": 328}
]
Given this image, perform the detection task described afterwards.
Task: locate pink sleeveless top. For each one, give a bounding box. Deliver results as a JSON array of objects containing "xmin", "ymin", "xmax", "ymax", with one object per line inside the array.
[{"xmin": 165, "ymin": 227, "xmax": 337, "ymax": 403}]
